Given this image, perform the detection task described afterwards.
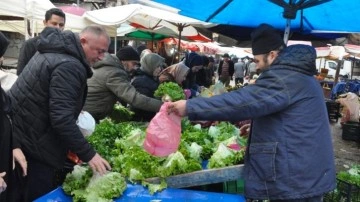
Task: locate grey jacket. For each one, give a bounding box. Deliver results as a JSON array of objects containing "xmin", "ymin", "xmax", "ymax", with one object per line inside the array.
[{"xmin": 84, "ymin": 53, "xmax": 162, "ymax": 121}]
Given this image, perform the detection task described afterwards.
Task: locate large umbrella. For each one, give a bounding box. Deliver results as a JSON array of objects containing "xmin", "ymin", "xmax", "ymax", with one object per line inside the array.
[
  {"xmin": 58, "ymin": 4, "xmax": 87, "ymax": 16},
  {"xmin": 152, "ymin": 0, "xmax": 360, "ymax": 44},
  {"xmin": 0, "ymin": 0, "xmax": 117, "ymax": 36},
  {"xmin": 125, "ymin": 30, "xmax": 168, "ymax": 41},
  {"xmin": 83, "ymin": 4, "xmax": 213, "ymax": 59}
]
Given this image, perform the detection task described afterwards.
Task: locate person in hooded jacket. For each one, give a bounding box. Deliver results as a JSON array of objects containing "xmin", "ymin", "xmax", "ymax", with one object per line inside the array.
[
  {"xmin": 8, "ymin": 26, "xmax": 111, "ymax": 201},
  {"xmin": 83, "ymin": 46, "xmax": 163, "ymax": 122},
  {"xmin": 195, "ymin": 55, "xmax": 210, "ymax": 88},
  {"xmin": 130, "ymin": 53, "xmax": 165, "ymax": 121},
  {"xmin": 182, "ymin": 52, "xmax": 203, "ymax": 98},
  {"xmin": 167, "ymin": 24, "xmax": 336, "ymax": 202}
]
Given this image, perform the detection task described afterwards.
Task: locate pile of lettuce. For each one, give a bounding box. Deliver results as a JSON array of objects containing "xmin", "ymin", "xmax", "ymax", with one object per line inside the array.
[
  {"xmin": 81, "ymin": 118, "xmax": 247, "ymax": 196},
  {"xmin": 154, "ymin": 82, "xmax": 185, "ymax": 101},
  {"xmin": 62, "ymin": 165, "xmax": 127, "ymax": 202}
]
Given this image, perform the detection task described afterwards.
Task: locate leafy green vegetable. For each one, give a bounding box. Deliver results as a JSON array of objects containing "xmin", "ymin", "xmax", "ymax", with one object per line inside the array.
[
  {"xmin": 158, "ymin": 151, "xmax": 202, "ymax": 177},
  {"xmin": 62, "ymin": 165, "xmax": 92, "ymax": 195},
  {"xmin": 142, "ymin": 179, "xmax": 168, "ymax": 195},
  {"xmin": 87, "ymin": 120, "xmax": 147, "ymax": 160},
  {"xmin": 85, "ymin": 172, "xmax": 127, "ymax": 200},
  {"xmin": 112, "ymin": 145, "xmax": 163, "ymax": 178},
  {"xmin": 109, "ymin": 103, "xmax": 134, "ymax": 123},
  {"xmin": 154, "ymin": 82, "xmax": 185, "ymax": 101},
  {"xmin": 63, "ymin": 165, "xmax": 127, "ymax": 202},
  {"xmin": 207, "ymin": 143, "xmax": 244, "ymax": 169},
  {"xmin": 128, "ymin": 168, "xmax": 145, "ymax": 183},
  {"xmin": 337, "ymin": 165, "xmax": 360, "ymax": 186}
]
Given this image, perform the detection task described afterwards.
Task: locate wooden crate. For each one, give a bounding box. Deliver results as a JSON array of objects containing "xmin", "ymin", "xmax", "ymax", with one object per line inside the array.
[{"xmin": 145, "ymin": 164, "xmax": 244, "ymax": 188}]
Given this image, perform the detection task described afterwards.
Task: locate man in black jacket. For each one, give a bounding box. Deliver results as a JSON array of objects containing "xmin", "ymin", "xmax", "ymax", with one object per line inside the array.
[
  {"xmin": 16, "ymin": 8, "xmax": 66, "ymax": 75},
  {"xmin": 9, "ymin": 25, "xmax": 111, "ymax": 201},
  {"xmin": 217, "ymin": 53, "xmax": 234, "ymax": 87}
]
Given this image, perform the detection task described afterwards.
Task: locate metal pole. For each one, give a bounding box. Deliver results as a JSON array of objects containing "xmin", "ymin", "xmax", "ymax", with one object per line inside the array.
[
  {"xmin": 114, "ymin": 36, "xmax": 117, "ymax": 53},
  {"xmin": 283, "ymin": 19, "xmax": 291, "ymax": 45},
  {"xmin": 177, "ymin": 24, "xmax": 183, "ymax": 63}
]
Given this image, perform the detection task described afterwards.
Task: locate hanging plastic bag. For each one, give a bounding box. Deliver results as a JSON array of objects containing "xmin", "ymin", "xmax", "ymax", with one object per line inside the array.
[
  {"xmin": 143, "ymin": 102, "xmax": 182, "ymax": 157},
  {"xmin": 76, "ymin": 111, "xmax": 96, "ymax": 137}
]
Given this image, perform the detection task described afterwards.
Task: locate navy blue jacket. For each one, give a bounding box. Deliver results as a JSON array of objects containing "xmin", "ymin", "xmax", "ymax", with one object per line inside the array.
[{"xmin": 186, "ymin": 45, "xmax": 336, "ymax": 200}]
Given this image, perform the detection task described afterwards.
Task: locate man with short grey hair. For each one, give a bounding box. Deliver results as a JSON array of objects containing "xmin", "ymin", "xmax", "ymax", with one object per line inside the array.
[{"xmin": 9, "ymin": 25, "xmax": 111, "ymax": 201}]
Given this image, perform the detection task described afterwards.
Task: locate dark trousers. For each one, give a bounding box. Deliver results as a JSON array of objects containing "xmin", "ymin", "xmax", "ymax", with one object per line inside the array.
[
  {"xmin": 25, "ymin": 158, "xmax": 73, "ymax": 201},
  {"xmin": 219, "ymin": 75, "xmax": 230, "ymax": 87}
]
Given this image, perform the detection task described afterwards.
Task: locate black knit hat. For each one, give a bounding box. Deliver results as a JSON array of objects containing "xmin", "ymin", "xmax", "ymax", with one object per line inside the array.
[
  {"xmin": 0, "ymin": 32, "xmax": 9, "ymax": 58},
  {"xmin": 251, "ymin": 23, "xmax": 285, "ymax": 55},
  {"xmin": 116, "ymin": 46, "xmax": 140, "ymax": 61}
]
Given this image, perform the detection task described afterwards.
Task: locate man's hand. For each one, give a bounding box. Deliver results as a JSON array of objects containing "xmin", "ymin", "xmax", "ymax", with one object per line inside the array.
[
  {"xmin": 167, "ymin": 100, "xmax": 187, "ymax": 117},
  {"xmin": 13, "ymin": 148, "xmax": 27, "ymax": 176},
  {"xmin": 239, "ymin": 124, "xmax": 251, "ymax": 138},
  {"xmin": 88, "ymin": 153, "xmax": 111, "ymax": 175},
  {"xmin": 0, "ymin": 172, "xmax": 7, "ymax": 193}
]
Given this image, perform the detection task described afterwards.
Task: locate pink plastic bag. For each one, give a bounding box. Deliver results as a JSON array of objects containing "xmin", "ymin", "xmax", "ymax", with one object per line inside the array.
[{"xmin": 143, "ymin": 102, "xmax": 182, "ymax": 157}]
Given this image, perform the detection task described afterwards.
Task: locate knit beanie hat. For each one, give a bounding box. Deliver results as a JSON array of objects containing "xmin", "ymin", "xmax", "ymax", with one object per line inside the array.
[
  {"xmin": 0, "ymin": 32, "xmax": 9, "ymax": 57},
  {"xmin": 251, "ymin": 23, "xmax": 285, "ymax": 55},
  {"xmin": 184, "ymin": 52, "xmax": 203, "ymax": 68},
  {"xmin": 116, "ymin": 46, "xmax": 140, "ymax": 61}
]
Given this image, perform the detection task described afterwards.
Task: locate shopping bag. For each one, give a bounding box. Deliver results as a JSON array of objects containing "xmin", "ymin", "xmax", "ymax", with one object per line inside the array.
[
  {"xmin": 76, "ymin": 111, "xmax": 96, "ymax": 137},
  {"xmin": 143, "ymin": 102, "xmax": 182, "ymax": 157}
]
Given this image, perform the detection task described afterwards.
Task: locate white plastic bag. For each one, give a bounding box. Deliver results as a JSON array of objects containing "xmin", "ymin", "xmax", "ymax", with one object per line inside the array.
[{"xmin": 76, "ymin": 111, "xmax": 96, "ymax": 137}]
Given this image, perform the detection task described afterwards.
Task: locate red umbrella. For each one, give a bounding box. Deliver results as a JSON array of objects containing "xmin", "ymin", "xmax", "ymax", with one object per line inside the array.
[{"xmin": 186, "ymin": 33, "xmax": 211, "ymax": 42}]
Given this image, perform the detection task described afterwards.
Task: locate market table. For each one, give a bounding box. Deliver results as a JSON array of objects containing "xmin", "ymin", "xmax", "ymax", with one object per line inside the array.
[{"xmin": 35, "ymin": 183, "xmax": 246, "ymax": 202}]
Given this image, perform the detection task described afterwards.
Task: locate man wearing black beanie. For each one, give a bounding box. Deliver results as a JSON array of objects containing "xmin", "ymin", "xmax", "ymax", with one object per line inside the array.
[
  {"xmin": 167, "ymin": 23, "xmax": 335, "ymax": 202},
  {"xmin": 251, "ymin": 23, "xmax": 286, "ymax": 75},
  {"xmin": 84, "ymin": 46, "xmax": 162, "ymax": 122}
]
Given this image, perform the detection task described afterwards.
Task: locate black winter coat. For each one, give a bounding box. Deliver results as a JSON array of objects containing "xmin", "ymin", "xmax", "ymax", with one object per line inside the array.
[
  {"xmin": 217, "ymin": 60, "xmax": 234, "ymax": 77},
  {"xmin": 9, "ymin": 27, "xmax": 95, "ymax": 169},
  {"xmin": 0, "ymin": 86, "xmax": 12, "ymax": 202},
  {"xmin": 16, "ymin": 36, "xmax": 40, "ymax": 75},
  {"xmin": 130, "ymin": 71, "xmax": 159, "ymax": 121}
]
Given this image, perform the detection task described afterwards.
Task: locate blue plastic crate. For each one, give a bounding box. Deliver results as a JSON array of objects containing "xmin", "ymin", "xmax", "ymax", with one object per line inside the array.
[{"xmin": 35, "ymin": 183, "xmax": 246, "ymax": 202}]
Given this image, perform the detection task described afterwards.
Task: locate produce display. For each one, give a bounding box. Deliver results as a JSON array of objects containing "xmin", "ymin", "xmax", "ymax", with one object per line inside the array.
[
  {"xmin": 337, "ymin": 165, "xmax": 360, "ymax": 186},
  {"xmin": 63, "ymin": 118, "xmax": 247, "ymax": 201},
  {"xmin": 63, "ymin": 165, "xmax": 127, "ymax": 201},
  {"xmin": 154, "ymin": 82, "xmax": 185, "ymax": 101},
  {"xmin": 324, "ymin": 165, "xmax": 360, "ymax": 202}
]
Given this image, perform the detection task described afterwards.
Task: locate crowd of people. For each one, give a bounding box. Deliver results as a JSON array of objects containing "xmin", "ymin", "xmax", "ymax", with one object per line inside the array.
[{"xmin": 0, "ymin": 7, "xmax": 336, "ymax": 202}]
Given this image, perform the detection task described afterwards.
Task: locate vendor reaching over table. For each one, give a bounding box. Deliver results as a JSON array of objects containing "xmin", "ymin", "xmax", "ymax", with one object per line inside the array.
[
  {"xmin": 167, "ymin": 23, "xmax": 336, "ymax": 202},
  {"xmin": 83, "ymin": 46, "xmax": 163, "ymax": 122}
]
